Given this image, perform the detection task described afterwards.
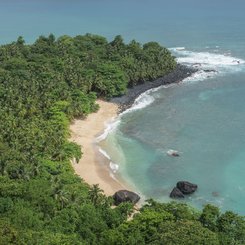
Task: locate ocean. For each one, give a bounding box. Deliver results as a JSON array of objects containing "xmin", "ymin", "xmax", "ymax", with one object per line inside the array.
[{"xmin": 1, "ymin": 0, "xmax": 245, "ymax": 214}]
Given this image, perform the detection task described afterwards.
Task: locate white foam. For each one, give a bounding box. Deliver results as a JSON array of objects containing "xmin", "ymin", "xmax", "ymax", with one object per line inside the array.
[
  {"xmin": 109, "ymin": 172, "xmax": 117, "ymax": 180},
  {"xmin": 170, "ymin": 47, "xmax": 245, "ymax": 75},
  {"xmin": 177, "ymin": 51, "xmax": 244, "ymax": 67},
  {"xmin": 182, "ymin": 70, "xmax": 216, "ymax": 83},
  {"xmin": 120, "ymin": 85, "xmax": 170, "ymax": 116},
  {"xmin": 175, "ymin": 47, "xmax": 185, "ymax": 51},
  {"xmin": 131, "ymin": 92, "xmax": 155, "ymax": 110},
  {"xmin": 96, "ymin": 119, "xmax": 120, "ymax": 142},
  {"xmin": 121, "ymin": 93, "xmax": 154, "ymax": 116},
  {"xmin": 98, "ymin": 148, "xmax": 119, "ymax": 174},
  {"xmin": 98, "ymin": 148, "xmax": 111, "ymax": 160},
  {"xmin": 110, "ymin": 161, "xmax": 119, "ymax": 173}
]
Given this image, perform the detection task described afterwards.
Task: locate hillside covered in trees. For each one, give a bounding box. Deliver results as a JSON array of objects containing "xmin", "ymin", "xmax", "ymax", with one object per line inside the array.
[{"xmin": 0, "ymin": 34, "xmax": 244, "ymax": 244}]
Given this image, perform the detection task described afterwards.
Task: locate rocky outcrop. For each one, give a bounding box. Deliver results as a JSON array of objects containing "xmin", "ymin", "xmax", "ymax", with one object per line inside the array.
[
  {"xmin": 203, "ymin": 69, "xmax": 217, "ymax": 73},
  {"xmin": 113, "ymin": 190, "xmax": 140, "ymax": 206},
  {"xmin": 170, "ymin": 181, "xmax": 198, "ymax": 199},
  {"xmin": 176, "ymin": 181, "xmax": 198, "ymax": 194},
  {"xmin": 167, "ymin": 149, "xmax": 180, "ymax": 157},
  {"xmin": 111, "ymin": 64, "xmax": 197, "ymax": 113},
  {"xmin": 170, "ymin": 187, "xmax": 185, "ymax": 198}
]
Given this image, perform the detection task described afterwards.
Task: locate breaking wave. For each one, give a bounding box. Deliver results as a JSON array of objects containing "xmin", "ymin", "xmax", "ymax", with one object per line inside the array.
[
  {"xmin": 170, "ymin": 47, "xmax": 245, "ymax": 82},
  {"xmin": 98, "ymin": 146, "xmax": 120, "ymax": 174}
]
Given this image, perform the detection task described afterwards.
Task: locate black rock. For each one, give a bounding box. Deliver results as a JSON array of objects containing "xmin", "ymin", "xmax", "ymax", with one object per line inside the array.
[
  {"xmin": 111, "ymin": 64, "xmax": 197, "ymax": 113},
  {"xmin": 170, "ymin": 187, "xmax": 185, "ymax": 198},
  {"xmin": 176, "ymin": 181, "xmax": 198, "ymax": 195},
  {"xmin": 113, "ymin": 190, "xmax": 140, "ymax": 206},
  {"xmin": 203, "ymin": 69, "xmax": 217, "ymax": 73}
]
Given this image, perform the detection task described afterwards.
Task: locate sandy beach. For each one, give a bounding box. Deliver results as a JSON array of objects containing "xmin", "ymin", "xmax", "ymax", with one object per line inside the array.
[{"xmin": 69, "ymin": 100, "xmax": 125, "ymax": 196}]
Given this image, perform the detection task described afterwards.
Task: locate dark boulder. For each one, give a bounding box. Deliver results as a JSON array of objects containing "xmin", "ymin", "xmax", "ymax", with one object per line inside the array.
[
  {"xmin": 167, "ymin": 150, "xmax": 180, "ymax": 157},
  {"xmin": 170, "ymin": 187, "xmax": 185, "ymax": 198},
  {"xmin": 172, "ymin": 152, "xmax": 180, "ymax": 157},
  {"xmin": 204, "ymin": 69, "xmax": 217, "ymax": 73},
  {"xmin": 113, "ymin": 190, "xmax": 140, "ymax": 206},
  {"xmin": 176, "ymin": 181, "xmax": 198, "ymax": 194}
]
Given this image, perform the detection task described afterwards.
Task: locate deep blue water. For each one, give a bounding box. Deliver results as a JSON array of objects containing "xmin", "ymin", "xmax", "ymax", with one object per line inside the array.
[
  {"xmin": 1, "ymin": 0, "xmax": 245, "ymax": 49},
  {"xmin": 1, "ymin": 0, "xmax": 245, "ymax": 214}
]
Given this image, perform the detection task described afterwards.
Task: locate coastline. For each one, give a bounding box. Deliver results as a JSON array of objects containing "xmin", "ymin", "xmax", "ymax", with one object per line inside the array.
[
  {"xmin": 111, "ymin": 64, "xmax": 197, "ymax": 112},
  {"xmin": 69, "ymin": 100, "xmax": 127, "ymax": 196},
  {"xmin": 70, "ymin": 64, "xmax": 197, "ymax": 197}
]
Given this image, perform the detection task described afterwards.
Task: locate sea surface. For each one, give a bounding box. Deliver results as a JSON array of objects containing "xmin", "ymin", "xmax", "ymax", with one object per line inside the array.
[{"xmin": 1, "ymin": 0, "xmax": 245, "ymax": 214}]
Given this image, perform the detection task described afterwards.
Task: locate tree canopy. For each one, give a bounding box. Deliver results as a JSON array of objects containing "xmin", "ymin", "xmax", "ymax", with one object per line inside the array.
[{"xmin": 0, "ymin": 34, "xmax": 244, "ymax": 244}]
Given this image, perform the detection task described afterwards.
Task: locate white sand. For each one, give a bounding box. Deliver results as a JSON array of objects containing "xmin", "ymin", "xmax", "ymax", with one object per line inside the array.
[{"xmin": 69, "ymin": 100, "xmax": 125, "ymax": 196}]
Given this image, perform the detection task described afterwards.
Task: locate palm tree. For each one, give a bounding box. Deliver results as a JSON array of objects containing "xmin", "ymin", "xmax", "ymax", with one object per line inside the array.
[
  {"xmin": 51, "ymin": 183, "xmax": 69, "ymax": 209},
  {"xmin": 55, "ymin": 189, "xmax": 69, "ymax": 209},
  {"xmin": 88, "ymin": 184, "xmax": 104, "ymax": 206}
]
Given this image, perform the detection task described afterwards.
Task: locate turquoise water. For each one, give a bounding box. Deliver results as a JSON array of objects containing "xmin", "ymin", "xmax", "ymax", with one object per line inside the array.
[
  {"xmin": 104, "ymin": 70, "xmax": 245, "ymax": 214},
  {"xmin": 1, "ymin": 0, "xmax": 245, "ymax": 214}
]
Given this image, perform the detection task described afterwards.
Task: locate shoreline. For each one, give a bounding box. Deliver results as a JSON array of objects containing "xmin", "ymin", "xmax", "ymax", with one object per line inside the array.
[
  {"xmin": 111, "ymin": 64, "xmax": 197, "ymax": 112},
  {"xmin": 70, "ymin": 64, "xmax": 197, "ymax": 197},
  {"xmin": 69, "ymin": 100, "xmax": 128, "ymax": 196}
]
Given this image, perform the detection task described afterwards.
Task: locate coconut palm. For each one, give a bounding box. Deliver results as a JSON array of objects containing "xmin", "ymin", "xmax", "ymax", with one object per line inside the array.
[{"xmin": 88, "ymin": 184, "xmax": 104, "ymax": 206}]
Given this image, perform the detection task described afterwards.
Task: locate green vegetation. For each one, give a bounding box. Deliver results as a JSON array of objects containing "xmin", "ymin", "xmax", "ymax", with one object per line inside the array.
[{"xmin": 0, "ymin": 33, "xmax": 244, "ymax": 244}]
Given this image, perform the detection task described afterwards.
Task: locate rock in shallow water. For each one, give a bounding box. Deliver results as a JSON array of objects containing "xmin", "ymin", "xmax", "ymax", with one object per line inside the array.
[
  {"xmin": 113, "ymin": 190, "xmax": 140, "ymax": 205},
  {"xmin": 176, "ymin": 181, "xmax": 198, "ymax": 194},
  {"xmin": 169, "ymin": 187, "xmax": 185, "ymax": 198},
  {"xmin": 203, "ymin": 69, "xmax": 217, "ymax": 73},
  {"xmin": 167, "ymin": 149, "xmax": 180, "ymax": 157}
]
